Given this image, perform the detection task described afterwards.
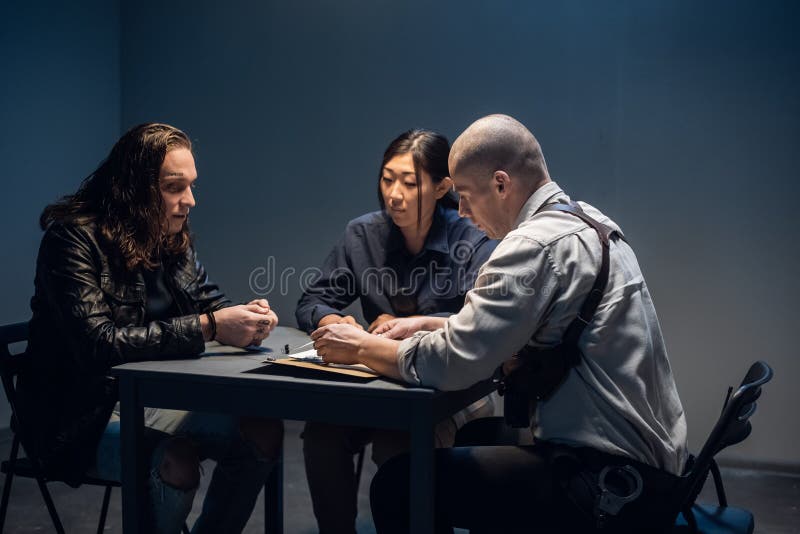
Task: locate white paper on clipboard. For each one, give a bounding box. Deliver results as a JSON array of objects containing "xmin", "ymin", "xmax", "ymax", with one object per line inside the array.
[
  {"xmin": 262, "ymin": 349, "xmax": 379, "ymax": 378},
  {"xmin": 286, "ymin": 348, "xmax": 324, "ymax": 363}
]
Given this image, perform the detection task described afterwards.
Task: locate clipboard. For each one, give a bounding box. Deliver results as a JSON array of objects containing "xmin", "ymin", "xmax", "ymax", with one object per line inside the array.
[{"xmin": 267, "ymin": 358, "xmax": 380, "ymax": 379}]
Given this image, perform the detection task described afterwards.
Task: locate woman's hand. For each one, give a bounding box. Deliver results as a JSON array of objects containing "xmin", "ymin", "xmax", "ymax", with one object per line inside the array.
[
  {"xmin": 310, "ymin": 323, "xmax": 373, "ymax": 365},
  {"xmin": 372, "ymin": 316, "xmax": 446, "ymax": 340},
  {"xmin": 367, "ymin": 313, "xmax": 396, "ymax": 333},
  {"xmin": 317, "ymin": 313, "xmax": 365, "ymax": 330}
]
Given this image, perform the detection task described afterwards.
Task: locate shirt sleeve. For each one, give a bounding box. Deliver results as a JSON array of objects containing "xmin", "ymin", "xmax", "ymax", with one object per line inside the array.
[
  {"xmin": 397, "ymin": 234, "xmax": 561, "ymax": 390},
  {"xmin": 295, "ymin": 232, "xmax": 359, "ymax": 332}
]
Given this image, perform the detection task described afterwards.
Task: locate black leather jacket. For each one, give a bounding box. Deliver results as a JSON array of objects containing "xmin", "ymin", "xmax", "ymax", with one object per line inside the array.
[{"xmin": 19, "ymin": 221, "xmax": 230, "ymax": 485}]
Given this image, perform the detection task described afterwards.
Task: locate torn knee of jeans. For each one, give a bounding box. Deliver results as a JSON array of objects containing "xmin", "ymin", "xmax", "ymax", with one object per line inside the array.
[
  {"xmin": 238, "ymin": 417, "xmax": 284, "ymax": 461},
  {"xmin": 157, "ymin": 437, "xmax": 201, "ymax": 491}
]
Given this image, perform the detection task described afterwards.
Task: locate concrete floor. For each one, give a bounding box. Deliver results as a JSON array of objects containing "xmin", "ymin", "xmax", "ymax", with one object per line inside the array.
[{"xmin": 1, "ymin": 420, "xmax": 798, "ymax": 533}]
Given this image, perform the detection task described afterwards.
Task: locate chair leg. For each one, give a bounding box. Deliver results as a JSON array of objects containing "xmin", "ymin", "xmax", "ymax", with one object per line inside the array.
[
  {"xmin": 0, "ymin": 435, "xmax": 21, "ymax": 531},
  {"xmin": 682, "ymin": 505, "xmax": 698, "ymax": 534},
  {"xmin": 36, "ymin": 477, "xmax": 65, "ymax": 534},
  {"xmin": 354, "ymin": 445, "xmax": 366, "ymax": 493},
  {"xmin": 96, "ymin": 485, "xmax": 113, "ymax": 534},
  {"xmin": 0, "ymin": 468, "xmax": 13, "ymax": 532},
  {"xmin": 709, "ymin": 459, "xmax": 728, "ymax": 508}
]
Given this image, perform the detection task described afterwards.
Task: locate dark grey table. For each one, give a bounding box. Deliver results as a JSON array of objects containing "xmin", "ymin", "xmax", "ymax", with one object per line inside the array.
[{"xmin": 111, "ymin": 326, "xmax": 495, "ymax": 534}]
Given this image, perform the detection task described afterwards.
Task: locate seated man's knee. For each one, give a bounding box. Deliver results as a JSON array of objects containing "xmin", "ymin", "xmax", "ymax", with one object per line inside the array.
[
  {"xmin": 158, "ymin": 437, "xmax": 200, "ymax": 491},
  {"xmin": 371, "ymin": 430, "xmax": 410, "ymax": 467},
  {"xmin": 370, "ymin": 454, "xmax": 410, "ymax": 532},
  {"xmin": 239, "ymin": 416, "xmax": 284, "ymax": 461}
]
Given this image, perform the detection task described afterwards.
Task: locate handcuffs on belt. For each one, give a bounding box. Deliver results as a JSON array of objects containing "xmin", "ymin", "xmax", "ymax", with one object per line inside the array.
[{"xmin": 594, "ymin": 464, "xmax": 644, "ymax": 528}]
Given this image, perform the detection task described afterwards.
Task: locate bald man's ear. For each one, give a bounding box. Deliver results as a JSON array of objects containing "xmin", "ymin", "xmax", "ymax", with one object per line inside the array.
[
  {"xmin": 494, "ymin": 171, "xmax": 510, "ymax": 197},
  {"xmin": 435, "ymin": 177, "xmax": 454, "ymax": 199}
]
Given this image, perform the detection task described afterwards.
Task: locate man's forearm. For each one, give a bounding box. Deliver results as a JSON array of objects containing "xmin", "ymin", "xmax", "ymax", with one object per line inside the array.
[
  {"xmin": 357, "ymin": 335, "xmax": 403, "ymax": 380},
  {"xmin": 421, "ymin": 316, "xmax": 447, "ymax": 331}
]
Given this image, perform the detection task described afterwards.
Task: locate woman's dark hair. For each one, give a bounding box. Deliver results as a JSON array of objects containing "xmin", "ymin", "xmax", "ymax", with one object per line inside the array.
[
  {"xmin": 40, "ymin": 123, "xmax": 193, "ymax": 270},
  {"xmin": 377, "ymin": 129, "xmax": 459, "ymax": 226}
]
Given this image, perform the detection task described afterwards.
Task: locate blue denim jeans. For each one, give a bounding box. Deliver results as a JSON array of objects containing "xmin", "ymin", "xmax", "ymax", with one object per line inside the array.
[{"xmin": 90, "ymin": 408, "xmax": 274, "ymax": 534}]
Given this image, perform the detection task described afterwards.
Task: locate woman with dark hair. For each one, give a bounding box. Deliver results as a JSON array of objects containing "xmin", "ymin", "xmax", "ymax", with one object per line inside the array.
[
  {"xmin": 295, "ymin": 129, "xmax": 497, "ymax": 534},
  {"xmin": 19, "ymin": 123, "xmax": 283, "ymax": 533}
]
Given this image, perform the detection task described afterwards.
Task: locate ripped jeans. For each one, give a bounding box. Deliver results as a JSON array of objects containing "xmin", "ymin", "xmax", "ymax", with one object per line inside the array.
[{"xmin": 88, "ymin": 407, "xmax": 275, "ymax": 534}]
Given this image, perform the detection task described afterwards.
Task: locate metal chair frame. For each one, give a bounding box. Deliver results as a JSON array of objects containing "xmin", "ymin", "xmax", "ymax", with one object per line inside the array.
[
  {"xmin": 0, "ymin": 321, "xmax": 193, "ymax": 533},
  {"xmin": 671, "ymin": 360, "xmax": 773, "ymax": 533}
]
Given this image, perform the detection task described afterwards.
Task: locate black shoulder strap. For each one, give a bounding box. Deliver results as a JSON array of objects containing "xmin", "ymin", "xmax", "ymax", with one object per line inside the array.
[
  {"xmin": 497, "ymin": 201, "xmax": 626, "ymax": 418},
  {"xmin": 535, "ymin": 201, "xmax": 623, "ymax": 352}
]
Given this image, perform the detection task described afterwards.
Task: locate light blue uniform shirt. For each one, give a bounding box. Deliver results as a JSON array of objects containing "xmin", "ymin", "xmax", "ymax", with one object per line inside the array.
[{"xmin": 398, "ymin": 181, "xmax": 688, "ymax": 474}]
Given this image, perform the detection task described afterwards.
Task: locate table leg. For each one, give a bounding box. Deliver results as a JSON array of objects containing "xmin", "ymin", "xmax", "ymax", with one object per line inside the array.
[
  {"xmin": 119, "ymin": 377, "xmax": 145, "ymax": 533},
  {"xmin": 409, "ymin": 411, "xmax": 435, "ymax": 534}
]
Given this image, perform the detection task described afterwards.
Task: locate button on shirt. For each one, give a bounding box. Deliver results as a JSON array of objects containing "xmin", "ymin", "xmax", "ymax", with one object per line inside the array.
[
  {"xmin": 397, "ymin": 182, "xmax": 688, "ymax": 474},
  {"xmin": 295, "ymin": 205, "xmax": 498, "ymax": 332}
]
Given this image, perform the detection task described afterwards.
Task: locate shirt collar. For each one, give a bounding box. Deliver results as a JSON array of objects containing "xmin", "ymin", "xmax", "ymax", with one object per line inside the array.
[
  {"xmin": 386, "ymin": 204, "xmax": 450, "ymax": 255},
  {"xmin": 424, "ymin": 205, "xmax": 450, "ymax": 254},
  {"xmin": 512, "ymin": 181, "xmax": 565, "ymax": 230}
]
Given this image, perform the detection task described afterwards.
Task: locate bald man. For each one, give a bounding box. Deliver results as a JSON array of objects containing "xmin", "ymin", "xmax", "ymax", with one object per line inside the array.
[{"xmin": 312, "ymin": 114, "xmax": 688, "ymax": 533}]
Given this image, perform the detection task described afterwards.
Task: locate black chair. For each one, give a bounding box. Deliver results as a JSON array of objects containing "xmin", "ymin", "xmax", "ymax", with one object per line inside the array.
[
  {"xmin": 0, "ymin": 321, "xmax": 193, "ymax": 534},
  {"xmin": 454, "ymin": 360, "xmax": 773, "ymax": 534},
  {"xmin": 671, "ymin": 360, "xmax": 773, "ymax": 534}
]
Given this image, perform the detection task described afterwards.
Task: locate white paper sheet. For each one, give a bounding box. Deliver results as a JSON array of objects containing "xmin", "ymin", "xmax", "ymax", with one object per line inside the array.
[{"xmin": 286, "ymin": 348, "xmax": 324, "ymax": 363}]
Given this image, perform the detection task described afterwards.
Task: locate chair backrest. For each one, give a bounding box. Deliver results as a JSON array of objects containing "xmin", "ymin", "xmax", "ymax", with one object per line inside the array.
[
  {"xmin": 679, "ymin": 360, "xmax": 773, "ymax": 510},
  {"xmin": 0, "ymin": 322, "xmax": 31, "ymax": 446}
]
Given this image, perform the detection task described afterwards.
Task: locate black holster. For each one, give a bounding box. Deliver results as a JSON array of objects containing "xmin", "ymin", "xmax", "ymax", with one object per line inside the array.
[
  {"xmin": 496, "ymin": 199, "xmax": 623, "ymax": 428},
  {"xmin": 499, "ymin": 343, "xmax": 581, "ymax": 428}
]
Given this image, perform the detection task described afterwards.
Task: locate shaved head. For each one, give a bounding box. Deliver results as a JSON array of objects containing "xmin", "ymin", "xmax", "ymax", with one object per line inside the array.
[
  {"xmin": 447, "ymin": 115, "xmax": 551, "ymax": 239},
  {"xmin": 449, "ymin": 114, "xmax": 549, "ymax": 189}
]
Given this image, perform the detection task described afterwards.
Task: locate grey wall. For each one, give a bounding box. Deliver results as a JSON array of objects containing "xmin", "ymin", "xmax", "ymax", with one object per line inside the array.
[
  {"xmin": 0, "ymin": 1, "xmax": 120, "ymax": 427},
  {"xmin": 2, "ymin": 1, "xmax": 797, "ymax": 467},
  {"xmin": 120, "ymin": 0, "xmax": 799, "ymax": 467}
]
